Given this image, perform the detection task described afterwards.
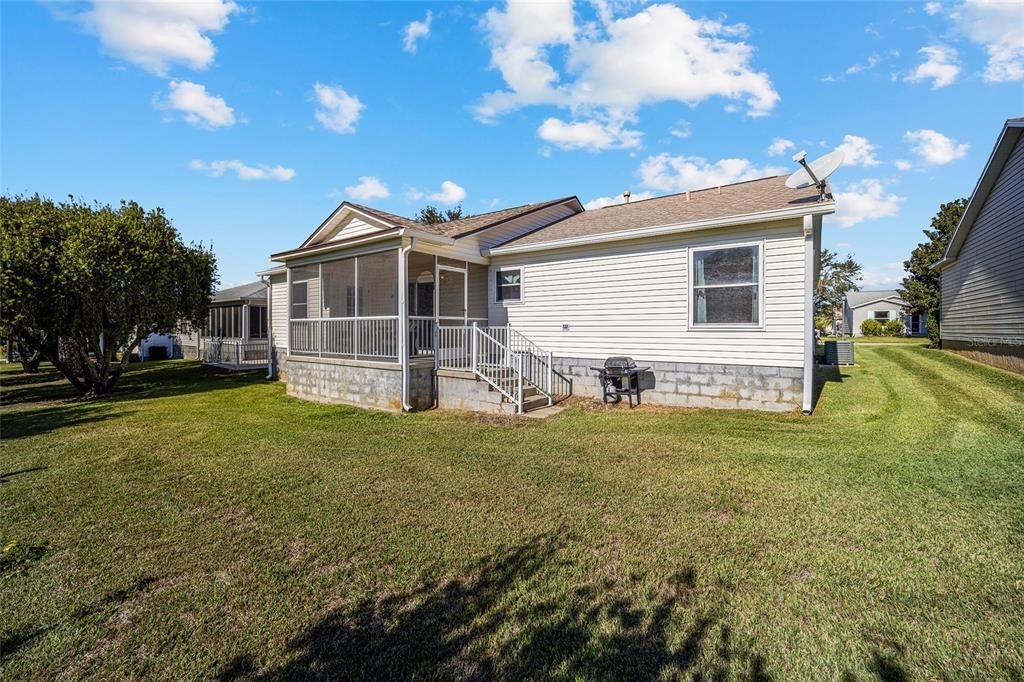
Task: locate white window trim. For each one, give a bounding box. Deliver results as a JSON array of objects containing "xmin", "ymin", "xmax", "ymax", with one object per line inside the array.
[
  {"xmin": 493, "ymin": 265, "xmax": 524, "ymax": 306},
  {"xmin": 686, "ymin": 239, "xmax": 766, "ymax": 331}
]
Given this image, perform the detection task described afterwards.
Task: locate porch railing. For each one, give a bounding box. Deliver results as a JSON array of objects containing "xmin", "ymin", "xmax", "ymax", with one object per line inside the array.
[
  {"xmin": 202, "ymin": 338, "xmax": 269, "ymax": 366},
  {"xmin": 289, "ymin": 316, "xmax": 487, "ymax": 361},
  {"xmin": 436, "ymin": 324, "xmax": 573, "ymax": 412}
]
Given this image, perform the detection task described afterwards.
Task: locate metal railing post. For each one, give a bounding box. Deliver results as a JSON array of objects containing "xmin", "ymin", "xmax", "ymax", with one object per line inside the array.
[
  {"xmin": 516, "ymin": 353, "xmax": 524, "ymax": 414},
  {"xmin": 471, "ymin": 322, "xmax": 478, "ymax": 375},
  {"xmin": 548, "ymin": 350, "xmax": 554, "ymax": 405}
]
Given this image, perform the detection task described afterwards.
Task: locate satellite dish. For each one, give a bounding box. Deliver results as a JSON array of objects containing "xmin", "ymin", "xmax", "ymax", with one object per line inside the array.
[{"xmin": 785, "ymin": 149, "xmax": 845, "ymax": 200}]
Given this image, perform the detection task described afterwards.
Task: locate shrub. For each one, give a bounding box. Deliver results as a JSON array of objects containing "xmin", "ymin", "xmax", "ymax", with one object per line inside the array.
[
  {"xmin": 882, "ymin": 318, "xmax": 906, "ymax": 337},
  {"xmin": 927, "ymin": 316, "xmax": 941, "ymax": 347},
  {"xmin": 860, "ymin": 319, "xmax": 883, "ymax": 336}
]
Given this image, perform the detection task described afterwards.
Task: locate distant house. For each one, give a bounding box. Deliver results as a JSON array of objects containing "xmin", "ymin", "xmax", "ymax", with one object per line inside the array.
[
  {"xmin": 843, "ymin": 290, "xmax": 926, "ymax": 336},
  {"xmin": 259, "ymin": 174, "xmax": 836, "ymax": 414},
  {"xmin": 934, "ymin": 117, "xmax": 1023, "ymax": 373},
  {"xmin": 175, "ymin": 281, "xmax": 270, "ymax": 369}
]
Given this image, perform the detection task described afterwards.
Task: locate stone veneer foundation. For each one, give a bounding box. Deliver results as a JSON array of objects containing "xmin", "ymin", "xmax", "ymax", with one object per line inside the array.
[
  {"xmin": 282, "ymin": 355, "xmax": 433, "ymax": 412},
  {"xmin": 553, "ymin": 356, "xmax": 803, "ymax": 412},
  {"xmin": 435, "ymin": 370, "xmax": 518, "ymax": 415}
]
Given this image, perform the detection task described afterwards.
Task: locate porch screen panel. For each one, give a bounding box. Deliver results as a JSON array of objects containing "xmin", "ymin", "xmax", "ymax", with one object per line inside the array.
[
  {"xmin": 320, "ymin": 258, "xmax": 356, "ymax": 318},
  {"xmin": 467, "ymin": 262, "xmax": 488, "ymax": 320},
  {"xmin": 357, "ymin": 250, "xmax": 398, "ymax": 316},
  {"xmin": 248, "ymin": 305, "xmax": 267, "ymax": 339},
  {"xmin": 290, "ymin": 266, "xmax": 318, "ymax": 319},
  {"xmin": 438, "ymin": 268, "xmax": 465, "ymax": 319},
  {"xmin": 407, "ymin": 251, "xmax": 435, "ymax": 317}
]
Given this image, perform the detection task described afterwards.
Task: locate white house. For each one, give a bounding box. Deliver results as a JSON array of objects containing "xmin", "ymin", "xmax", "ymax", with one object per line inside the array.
[
  {"xmin": 934, "ymin": 117, "xmax": 1024, "ymax": 373},
  {"xmin": 842, "ymin": 290, "xmax": 927, "ymax": 337},
  {"xmin": 259, "ymin": 174, "xmax": 835, "ymax": 414}
]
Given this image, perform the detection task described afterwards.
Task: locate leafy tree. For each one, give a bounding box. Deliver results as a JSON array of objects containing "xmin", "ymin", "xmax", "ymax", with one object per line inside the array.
[
  {"xmin": 0, "ymin": 195, "xmax": 216, "ymax": 396},
  {"xmin": 415, "ymin": 204, "xmax": 468, "ymax": 225},
  {"xmin": 815, "ymin": 248, "xmax": 862, "ymax": 317},
  {"xmin": 899, "ymin": 198, "xmax": 968, "ymax": 326}
]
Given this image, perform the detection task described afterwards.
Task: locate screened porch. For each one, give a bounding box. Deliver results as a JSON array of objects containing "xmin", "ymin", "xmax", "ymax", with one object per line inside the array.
[{"xmin": 287, "ymin": 249, "xmax": 489, "ymax": 361}]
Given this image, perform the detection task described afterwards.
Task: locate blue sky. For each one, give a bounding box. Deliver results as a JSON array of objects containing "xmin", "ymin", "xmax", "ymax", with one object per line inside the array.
[{"xmin": 2, "ymin": 1, "xmax": 1021, "ymax": 289}]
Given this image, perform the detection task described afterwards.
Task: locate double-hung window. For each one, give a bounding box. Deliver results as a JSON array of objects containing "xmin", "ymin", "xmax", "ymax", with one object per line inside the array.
[
  {"xmin": 495, "ymin": 267, "xmax": 522, "ymax": 303},
  {"xmin": 691, "ymin": 243, "xmax": 762, "ymax": 326},
  {"xmin": 872, "ymin": 310, "xmax": 891, "ymax": 321}
]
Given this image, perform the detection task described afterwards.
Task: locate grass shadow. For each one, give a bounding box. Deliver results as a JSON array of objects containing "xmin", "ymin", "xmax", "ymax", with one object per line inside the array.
[
  {"xmin": 813, "ymin": 364, "xmax": 848, "ymax": 411},
  {"xmin": 0, "ymin": 361, "xmax": 268, "ymax": 409},
  {"xmin": 219, "ymin": 532, "xmax": 768, "ymax": 680},
  {"xmin": 0, "ymin": 402, "xmax": 132, "ymax": 440},
  {"xmin": 1, "ymin": 574, "xmax": 159, "ymax": 665}
]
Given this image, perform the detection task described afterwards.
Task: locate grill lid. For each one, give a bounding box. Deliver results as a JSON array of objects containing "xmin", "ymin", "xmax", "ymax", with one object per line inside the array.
[{"xmin": 604, "ymin": 356, "xmax": 636, "ymax": 369}]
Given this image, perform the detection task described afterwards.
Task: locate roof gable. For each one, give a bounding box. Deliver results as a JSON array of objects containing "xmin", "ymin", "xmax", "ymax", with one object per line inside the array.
[
  {"xmin": 938, "ymin": 118, "xmax": 1024, "ymax": 268},
  {"xmin": 845, "ymin": 290, "xmax": 906, "ymax": 309}
]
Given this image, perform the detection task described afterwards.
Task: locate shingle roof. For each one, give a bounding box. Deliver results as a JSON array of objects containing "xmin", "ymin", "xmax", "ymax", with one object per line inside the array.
[
  {"xmin": 495, "ymin": 176, "xmax": 827, "ymax": 248},
  {"xmin": 211, "ymin": 281, "xmax": 267, "ymax": 303},
  {"xmin": 350, "ymin": 197, "xmax": 579, "ymax": 238},
  {"xmin": 845, "ymin": 290, "xmax": 904, "ymax": 308}
]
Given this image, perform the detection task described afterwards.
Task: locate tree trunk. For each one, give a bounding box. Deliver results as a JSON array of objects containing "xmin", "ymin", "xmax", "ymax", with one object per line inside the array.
[{"xmin": 15, "ymin": 340, "xmax": 42, "ymax": 373}]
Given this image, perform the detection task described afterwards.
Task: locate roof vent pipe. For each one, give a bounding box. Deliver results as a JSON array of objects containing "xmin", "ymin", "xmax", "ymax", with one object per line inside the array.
[
  {"xmin": 623, "ymin": 190, "xmax": 631, "ymax": 203},
  {"xmin": 685, "ymin": 191, "xmax": 691, "ymax": 201}
]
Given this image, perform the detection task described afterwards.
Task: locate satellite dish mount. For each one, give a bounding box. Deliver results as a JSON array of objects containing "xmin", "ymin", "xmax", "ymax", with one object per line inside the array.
[{"xmin": 785, "ymin": 149, "xmax": 845, "ymax": 201}]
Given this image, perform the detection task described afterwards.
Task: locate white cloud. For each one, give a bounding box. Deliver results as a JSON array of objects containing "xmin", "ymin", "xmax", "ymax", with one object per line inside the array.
[
  {"xmin": 951, "ymin": 0, "xmax": 1024, "ymax": 82},
  {"xmin": 836, "ymin": 134, "xmax": 880, "ymax": 167},
  {"xmin": 403, "ymin": 11, "xmax": 432, "ymax": 54},
  {"xmin": 858, "ymin": 262, "xmax": 907, "ymax": 288},
  {"xmin": 475, "ymin": 2, "xmax": 779, "ymax": 137},
  {"xmin": 583, "ymin": 191, "xmax": 655, "ymax": 210},
  {"xmin": 428, "ymin": 180, "xmax": 467, "ymax": 204},
  {"xmin": 906, "ymin": 45, "xmax": 961, "ymax": 88},
  {"xmin": 637, "ymin": 154, "xmax": 785, "ymax": 192},
  {"xmin": 846, "ymin": 53, "xmax": 881, "ymax": 75},
  {"xmin": 895, "ymin": 159, "xmax": 913, "ymax": 171},
  {"xmin": 537, "ymin": 116, "xmax": 643, "ymax": 151},
  {"xmin": 767, "ymin": 137, "xmax": 795, "ymax": 156},
  {"xmin": 924, "ymin": 2, "xmax": 943, "ymax": 15},
  {"xmin": 313, "ymin": 82, "xmax": 364, "ymax": 134},
  {"xmin": 189, "ymin": 160, "xmax": 295, "ymax": 182},
  {"xmin": 73, "ymin": 0, "xmax": 239, "ymax": 75},
  {"xmin": 344, "ymin": 176, "xmax": 390, "ymax": 200},
  {"xmin": 669, "ymin": 120, "xmax": 692, "ymax": 139},
  {"xmin": 161, "ymin": 80, "xmax": 235, "ymax": 128},
  {"xmin": 905, "ymin": 129, "xmax": 969, "ymax": 165},
  {"xmin": 832, "ymin": 179, "xmax": 905, "ymax": 227}
]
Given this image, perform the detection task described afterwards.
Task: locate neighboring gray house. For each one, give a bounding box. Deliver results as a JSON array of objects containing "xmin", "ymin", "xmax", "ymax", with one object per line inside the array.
[
  {"xmin": 843, "ymin": 290, "xmax": 926, "ymax": 336},
  {"xmin": 259, "ymin": 174, "xmax": 836, "ymax": 415},
  {"xmin": 934, "ymin": 117, "xmax": 1023, "ymax": 373},
  {"xmin": 175, "ymin": 281, "xmax": 270, "ymax": 368}
]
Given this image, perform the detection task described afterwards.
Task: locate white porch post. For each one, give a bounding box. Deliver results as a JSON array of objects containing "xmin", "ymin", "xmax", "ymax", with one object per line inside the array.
[
  {"xmin": 242, "ymin": 302, "xmax": 250, "ymax": 342},
  {"xmin": 471, "ymin": 321, "xmax": 478, "ymax": 374},
  {"xmin": 398, "ymin": 241, "xmax": 413, "ymax": 411},
  {"xmin": 286, "ymin": 266, "xmax": 293, "ymax": 357}
]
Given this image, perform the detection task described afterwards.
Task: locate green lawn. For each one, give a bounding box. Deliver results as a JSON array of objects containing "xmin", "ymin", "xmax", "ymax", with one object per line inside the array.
[
  {"xmin": 2, "ymin": 348, "xmax": 1022, "ymax": 680},
  {"xmin": 821, "ymin": 336, "xmax": 930, "ymax": 344}
]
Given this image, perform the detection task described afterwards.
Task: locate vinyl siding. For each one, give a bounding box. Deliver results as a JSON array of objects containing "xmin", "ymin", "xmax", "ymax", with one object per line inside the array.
[
  {"xmin": 850, "ymin": 300, "xmax": 903, "ymax": 333},
  {"xmin": 269, "ymin": 273, "xmax": 288, "ymax": 352},
  {"xmin": 489, "ymin": 219, "xmax": 809, "ymax": 368},
  {"xmin": 941, "ymin": 135, "xmax": 1024, "ymax": 343},
  {"xmin": 325, "ymin": 216, "xmax": 385, "ymax": 243}
]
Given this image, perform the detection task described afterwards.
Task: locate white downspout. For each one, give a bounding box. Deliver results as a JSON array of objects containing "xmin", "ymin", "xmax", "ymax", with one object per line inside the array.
[
  {"xmin": 399, "ymin": 238, "xmax": 416, "ymax": 411},
  {"xmin": 802, "ymin": 214, "xmax": 819, "ymax": 415},
  {"xmin": 260, "ymin": 275, "xmax": 274, "ymax": 379}
]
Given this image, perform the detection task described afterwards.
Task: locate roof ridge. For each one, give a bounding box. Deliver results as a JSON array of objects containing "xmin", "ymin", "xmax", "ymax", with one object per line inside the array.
[{"xmin": 590, "ymin": 175, "xmax": 784, "ymax": 211}]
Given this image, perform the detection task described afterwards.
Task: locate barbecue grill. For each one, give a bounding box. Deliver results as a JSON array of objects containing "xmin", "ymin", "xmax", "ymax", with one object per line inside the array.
[{"xmin": 591, "ymin": 356, "xmax": 652, "ymax": 408}]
